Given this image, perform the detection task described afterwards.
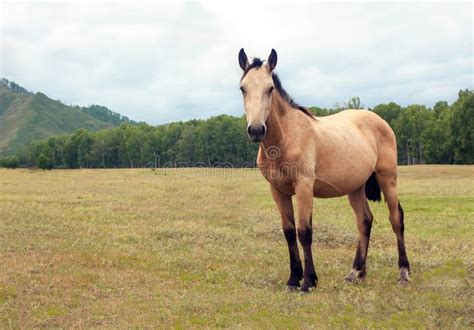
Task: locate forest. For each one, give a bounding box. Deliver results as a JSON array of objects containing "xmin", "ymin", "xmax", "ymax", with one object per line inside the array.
[{"xmin": 0, "ymin": 89, "xmax": 472, "ymax": 169}]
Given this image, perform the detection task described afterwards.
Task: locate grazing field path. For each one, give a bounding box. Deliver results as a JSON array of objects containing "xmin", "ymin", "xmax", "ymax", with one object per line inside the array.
[{"xmin": 0, "ymin": 166, "xmax": 473, "ymax": 327}]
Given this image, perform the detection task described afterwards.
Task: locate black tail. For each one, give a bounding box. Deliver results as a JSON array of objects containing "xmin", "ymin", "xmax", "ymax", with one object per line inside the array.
[{"xmin": 365, "ymin": 172, "xmax": 381, "ymax": 202}]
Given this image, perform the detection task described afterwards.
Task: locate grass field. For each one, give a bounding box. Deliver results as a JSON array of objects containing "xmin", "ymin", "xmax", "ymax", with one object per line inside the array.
[{"xmin": 0, "ymin": 166, "xmax": 473, "ymax": 328}]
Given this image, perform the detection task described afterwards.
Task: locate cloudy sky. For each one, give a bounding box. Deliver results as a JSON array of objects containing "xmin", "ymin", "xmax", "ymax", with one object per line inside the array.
[{"xmin": 1, "ymin": 1, "xmax": 472, "ymax": 124}]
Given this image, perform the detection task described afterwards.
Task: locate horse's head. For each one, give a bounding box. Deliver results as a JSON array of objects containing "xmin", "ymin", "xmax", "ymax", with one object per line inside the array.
[{"xmin": 238, "ymin": 48, "xmax": 277, "ymax": 142}]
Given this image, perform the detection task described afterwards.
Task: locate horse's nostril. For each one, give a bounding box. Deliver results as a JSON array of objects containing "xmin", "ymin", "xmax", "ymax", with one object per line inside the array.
[{"xmin": 247, "ymin": 125, "xmax": 267, "ymax": 140}]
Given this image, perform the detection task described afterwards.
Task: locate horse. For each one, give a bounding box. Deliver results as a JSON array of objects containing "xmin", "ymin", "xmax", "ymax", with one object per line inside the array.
[{"xmin": 237, "ymin": 48, "xmax": 410, "ymax": 292}]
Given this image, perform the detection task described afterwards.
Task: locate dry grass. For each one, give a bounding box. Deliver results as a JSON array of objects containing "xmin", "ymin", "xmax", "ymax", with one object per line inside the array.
[{"xmin": 0, "ymin": 166, "xmax": 473, "ymax": 328}]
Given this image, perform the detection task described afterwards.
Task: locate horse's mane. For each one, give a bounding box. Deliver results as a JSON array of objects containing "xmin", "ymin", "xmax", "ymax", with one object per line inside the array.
[{"xmin": 241, "ymin": 57, "xmax": 315, "ymax": 119}]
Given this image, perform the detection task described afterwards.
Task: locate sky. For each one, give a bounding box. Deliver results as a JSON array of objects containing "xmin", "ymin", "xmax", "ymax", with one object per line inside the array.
[{"xmin": 1, "ymin": 1, "xmax": 473, "ymax": 125}]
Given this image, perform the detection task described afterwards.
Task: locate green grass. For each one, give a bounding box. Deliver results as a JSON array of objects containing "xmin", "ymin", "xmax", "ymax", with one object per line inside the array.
[{"xmin": 0, "ymin": 166, "xmax": 473, "ymax": 327}]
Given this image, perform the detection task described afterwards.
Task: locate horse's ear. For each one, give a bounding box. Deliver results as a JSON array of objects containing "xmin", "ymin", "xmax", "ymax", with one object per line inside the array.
[
  {"xmin": 238, "ymin": 48, "xmax": 249, "ymax": 71},
  {"xmin": 267, "ymin": 49, "xmax": 277, "ymax": 72}
]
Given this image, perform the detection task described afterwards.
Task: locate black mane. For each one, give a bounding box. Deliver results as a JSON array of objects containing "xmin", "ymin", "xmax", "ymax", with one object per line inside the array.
[
  {"xmin": 241, "ymin": 58, "xmax": 315, "ymax": 119},
  {"xmin": 271, "ymin": 74, "xmax": 310, "ymax": 113}
]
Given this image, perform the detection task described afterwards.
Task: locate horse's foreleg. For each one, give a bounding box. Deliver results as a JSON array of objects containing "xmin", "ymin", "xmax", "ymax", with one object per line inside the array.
[
  {"xmin": 270, "ymin": 186, "xmax": 303, "ymax": 290},
  {"xmin": 345, "ymin": 186, "xmax": 373, "ymax": 283},
  {"xmin": 295, "ymin": 180, "xmax": 317, "ymax": 292}
]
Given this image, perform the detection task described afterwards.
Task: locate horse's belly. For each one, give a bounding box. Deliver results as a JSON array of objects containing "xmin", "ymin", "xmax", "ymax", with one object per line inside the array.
[
  {"xmin": 313, "ymin": 153, "xmax": 376, "ymax": 197},
  {"xmin": 313, "ymin": 179, "xmax": 344, "ymax": 198},
  {"xmin": 313, "ymin": 173, "xmax": 369, "ymax": 198}
]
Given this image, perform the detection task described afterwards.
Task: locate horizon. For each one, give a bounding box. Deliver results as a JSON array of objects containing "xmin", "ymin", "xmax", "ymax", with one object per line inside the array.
[
  {"xmin": 1, "ymin": 1, "xmax": 473, "ymax": 125},
  {"xmin": 1, "ymin": 75, "xmax": 470, "ymax": 126}
]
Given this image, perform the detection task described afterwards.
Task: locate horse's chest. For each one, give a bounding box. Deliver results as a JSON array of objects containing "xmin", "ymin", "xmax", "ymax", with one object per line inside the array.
[{"xmin": 258, "ymin": 160, "xmax": 296, "ymax": 195}]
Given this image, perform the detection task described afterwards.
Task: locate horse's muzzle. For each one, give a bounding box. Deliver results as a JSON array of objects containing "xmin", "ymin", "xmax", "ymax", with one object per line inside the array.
[{"xmin": 247, "ymin": 124, "xmax": 266, "ymax": 142}]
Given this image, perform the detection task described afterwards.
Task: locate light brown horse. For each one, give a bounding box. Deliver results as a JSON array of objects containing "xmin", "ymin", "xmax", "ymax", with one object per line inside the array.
[{"xmin": 238, "ymin": 49, "xmax": 410, "ymax": 292}]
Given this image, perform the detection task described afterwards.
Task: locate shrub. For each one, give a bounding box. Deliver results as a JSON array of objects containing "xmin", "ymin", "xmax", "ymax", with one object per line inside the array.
[
  {"xmin": 0, "ymin": 156, "xmax": 19, "ymax": 169},
  {"xmin": 37, "ymin": 154, "xmax": 53, "ymax": 170}
]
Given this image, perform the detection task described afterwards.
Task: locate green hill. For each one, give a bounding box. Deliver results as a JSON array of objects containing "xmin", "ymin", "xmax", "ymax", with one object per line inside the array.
[{"xmin": 0, "ymin": 79, "xmax": 134, "ymax": 156}]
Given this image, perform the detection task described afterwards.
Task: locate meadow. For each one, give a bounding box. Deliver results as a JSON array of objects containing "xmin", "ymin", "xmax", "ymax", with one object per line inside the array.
[{"xmin": 0, "ymin": 166, "xmax": 472, "ymax": 328}]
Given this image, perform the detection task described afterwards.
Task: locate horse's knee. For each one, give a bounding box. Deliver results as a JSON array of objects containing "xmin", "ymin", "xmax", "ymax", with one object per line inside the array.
[
  {"xmin": 281, "ymin": 219, "xmax": 296, "ymax": 232},
  {"xmin": 283, "ymin": 228, "xmax": 297, "ymax": 244},
  {"xmin": 297, "ymin": 227, "xmax": 312, "ymax": 245}
]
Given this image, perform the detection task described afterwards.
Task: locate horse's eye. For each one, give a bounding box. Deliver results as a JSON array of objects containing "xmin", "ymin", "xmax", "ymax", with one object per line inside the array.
[{"xmin": 267, "ymin": 86, "xmax": 274, "ymax": 94}]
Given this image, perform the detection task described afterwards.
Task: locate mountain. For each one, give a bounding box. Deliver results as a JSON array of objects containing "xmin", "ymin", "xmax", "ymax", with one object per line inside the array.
[{"xmin": 0, "ymin": 79, "xmax": 135, "ymax": 156}]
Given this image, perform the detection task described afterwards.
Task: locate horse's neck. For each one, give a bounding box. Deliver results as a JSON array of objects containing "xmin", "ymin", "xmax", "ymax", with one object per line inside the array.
[{"xmin": 263, "ymin": 92, "xmax": 290, "ymax": 148}]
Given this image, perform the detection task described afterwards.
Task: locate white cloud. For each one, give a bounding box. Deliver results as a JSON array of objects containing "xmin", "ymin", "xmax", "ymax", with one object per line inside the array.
[{"xmin": 1, "ymin": 1, "xmax": 472, "ymax": 124}]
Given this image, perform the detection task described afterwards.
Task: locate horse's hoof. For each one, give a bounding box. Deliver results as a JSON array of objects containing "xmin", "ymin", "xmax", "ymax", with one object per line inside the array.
[
  {"xmin": 397, "ymin": 267, "xmax": 410, "ymax": 284},
  {"xmin": 344, "ymin": 269, "xmax": 365, "ymax": 284},
  {"xmin": 300, "ymin": 280, "xmax": 316, "ymax": 293},
  {"xmin": 299, "ymin": 286, "xmax": 314, "ymax": 294},
  {"xmin": 286, "ymin": 285, "xmax": 299, "ymax": 292}
]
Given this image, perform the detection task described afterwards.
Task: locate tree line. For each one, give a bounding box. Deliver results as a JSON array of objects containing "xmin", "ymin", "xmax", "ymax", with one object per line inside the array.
[
  {"xmin": 1, "ymin": 115, "xmax": 258, "ymax": 169},
  {"xmin": 0, "ymin": 89, "xmax": 472, "ymax": 169},
  {"xmin": 1, "ymin": 78, "xmax": 33, "ymax": 95},
  {"xmin": 75, "ymin": 104, "xmax": 136, "ymax": 126}
]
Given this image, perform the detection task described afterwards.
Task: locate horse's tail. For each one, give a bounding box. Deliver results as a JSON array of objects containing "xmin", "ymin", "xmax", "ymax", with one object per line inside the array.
[{"xmin": 365, "ymin": 172, "xmax": 381, "ymax": 202}]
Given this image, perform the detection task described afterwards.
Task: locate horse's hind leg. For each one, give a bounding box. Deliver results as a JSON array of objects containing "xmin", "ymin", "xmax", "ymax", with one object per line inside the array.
[
  {"xmin": 345, "ymin": 186, "xmax": 374, "ymax": 283},
  {"xmin": 376, "ymin": 172, "xmax": 410, "ymax": 284}
]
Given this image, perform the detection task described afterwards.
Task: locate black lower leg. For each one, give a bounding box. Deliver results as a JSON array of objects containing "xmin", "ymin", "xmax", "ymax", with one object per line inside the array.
[
  {"xmin": 397, "ymin": 203, "xmax": 410, "ymax": 270},
  {"xmin": 298, "ymin": 227, "xmax": 317, "ymax": 291},
  {"xmin": 283, "ymin": 229, "xmax": 303, "ymax": 286},
  {"xmin": 397, "ymin": 238, "xmax": 410, "ymax": 269},
  {"xmin": 352, "ymin": 215, "xmax": 373, "ymax": 274},
  {"xmin": 352, "ymin": 242, "xmax": 367, "ymax": 275}
]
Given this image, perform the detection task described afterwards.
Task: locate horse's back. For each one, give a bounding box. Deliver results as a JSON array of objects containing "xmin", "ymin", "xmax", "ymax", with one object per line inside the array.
[{"xmin": 316, "ymin": 109, "xmax": 396, "ymax": 153}]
